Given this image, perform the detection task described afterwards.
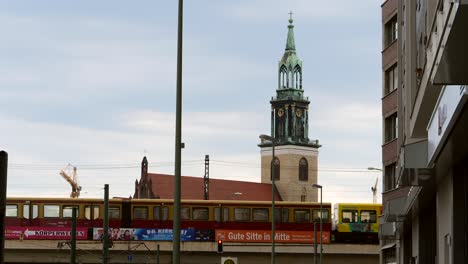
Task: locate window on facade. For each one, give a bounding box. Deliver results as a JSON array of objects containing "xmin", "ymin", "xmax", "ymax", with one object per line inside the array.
[
  {"xmin": 133, "ymin": 207, "xmax": 148, "ymax": 220},
  {"xmin": 271, "ymin": 157, "xmax": 280, "ymax": 181},
  {"xmin": 385, "ymin": 113, "xmax": 398, "ymax": 142},
  {"xmin": 44, "ymin": 205, "xmax": 60, "ymax": 218},
  {"xmin": 313, "ymin": 209, "xmax": 330, "ymax": 223},
  {"xmin": 6, "ymin": 205, "xmax": 17, "ymax": 217},
  {"xmin": 385, "ymin": 164, "xmax": 397, "ymax": 191},
  {"xmin": 342, "ymin": 210, "xmax": 358, "ymax": 223},
  {"xmin": 62, "ymin": 205, "xmax": 79, "ymax": 218},
  {"xmin": 360, "ymin": 210, "xmax": 377, "ymax": 223},
  {"xmin": 181, "ymin": 207, "xmax": 190, "ymax": 220},
  {"xmin": 385, "ymin": 64, "xmax": 398, "ymax": 95},
  {"xmin": 109, "ymin": 206, "xmax": 120, "ymax": 219},
  {"xmin": 294, "ymin": 209, "xmax": 310, "ymax": 222},
  {"xmin": 192, "ymin": 207, "xmax": 209, "ymax": 220},
  {"xmin": 385, "ymin": 16, "xmax": 398, "ymax": 46},
  {"xmin": 252, "ymin": 208, "xmax": 269, "ymax": 222},
  {"xmin": 299, "ymin": 157, "xmax": 308, "ymax": 181},
  {"xmin": 23, "ymin": 204, "xmax": 38, "ymax": 219},
  {"xmin": 85, "ymin": 205, "xmax": 99, "ymax": 220},
  {"xmin": 234, "ymin": 208, "xmax": 250, "ymax": 221}
]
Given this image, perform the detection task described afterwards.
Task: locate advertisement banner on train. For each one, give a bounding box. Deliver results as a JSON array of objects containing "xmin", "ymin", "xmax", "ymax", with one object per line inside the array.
[
  {"xmin": 215, "ymin": 229, "xmax": 330, "ymax": 244},
  {"xmin": 5, "ymin": 226, "xmax": 88, "ymax": 240},
  {"xmin": 93, "ymin": 228, "xmax": 213, "ymax": 241}
]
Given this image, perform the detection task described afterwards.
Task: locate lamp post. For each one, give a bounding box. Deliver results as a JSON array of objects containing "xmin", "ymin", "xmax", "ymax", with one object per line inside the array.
[
  {"xmin": 312, "ymin": 184, "xmax": 322, "ymax": 264},
  {"xmin": 259, "ymin": 134, "xmax": 276, "ymax": 264}
]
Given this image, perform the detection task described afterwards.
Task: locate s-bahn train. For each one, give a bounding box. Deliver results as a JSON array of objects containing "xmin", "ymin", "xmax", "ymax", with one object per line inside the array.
[{"xmin": 4, "ymin": 197, "xmax": 381, "ymax": 244}]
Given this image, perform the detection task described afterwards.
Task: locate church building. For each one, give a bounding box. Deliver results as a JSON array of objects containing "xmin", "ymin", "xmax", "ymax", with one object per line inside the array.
[{"xmin": 134, "ymin": 17, "xmax": 321, "ymax": 202}]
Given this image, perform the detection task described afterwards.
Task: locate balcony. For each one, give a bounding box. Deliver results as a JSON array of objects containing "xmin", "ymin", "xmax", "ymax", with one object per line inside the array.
[
  {"xmin": 382, "ymin": 89, "xmax": 398, "ymax": 116},
  {"xmin": 381, "ymin": 0, "xmax": 398, "ymax": 22},
  {"xmin": 382, "ymin": 41, "xmax": 397, "ymax": 70},
  {"xmin": 431, "ymin": 1, "xmax": 468, "ymax": 85},
  {"xmin": 382, "ymin": 139, "xmax": 398, "ymax": 165}
]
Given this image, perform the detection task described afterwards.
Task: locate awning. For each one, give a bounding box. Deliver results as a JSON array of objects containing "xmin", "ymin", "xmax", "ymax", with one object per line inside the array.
[
  {"xmin": 379, "ymin": 221, "xmax": 398, "ymax": 240},
  {"xmin": 380, "ymin": 242, "xmax": 397, "ymax": 251},
  {"xmin": 383, "ymin": 186, "xmax": 422, "ymax": 222}
]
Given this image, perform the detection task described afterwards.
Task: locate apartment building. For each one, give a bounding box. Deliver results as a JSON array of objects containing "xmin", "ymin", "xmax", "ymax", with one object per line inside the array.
[{"xmin": 380, "ymin": 0, "xmax": 468, "ymax": 263}]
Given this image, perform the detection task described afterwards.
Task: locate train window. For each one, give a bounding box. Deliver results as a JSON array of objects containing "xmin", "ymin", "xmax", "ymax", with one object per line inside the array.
[
  {"xmin": 134, "ymin": 207, "xmax": 148, "ymax": 220},
  {"xmin": 6, "ymin": 205, "xmax": 17, "ymax": 217},
  {"xmin": 294, "ymin": 209, "xmax": 310, "ymax": 222},
  {"xmin": 342, "ymin": 210, "xmax": 358, "ymax": 223},
  {"xmin": 23, "ymin": 204, "xmax": 38, "ymax": 219},
  {"xmin": 360, "ymin": 210, "xmax": 377, "ymax": 223},
  {"xmin": 223, "ymin": 208, "xmax": 229, "ymax": 221},
  {"xmin": 181, "ymin": 207, "xmax": 190, "ymax": 220},
  {"xmin": 44, "ymin": 205, "xmax": 60, "ymax": 218},
  {"xmin": 253, "ymin": 208, "xmax": 269, "ymax": 222},
  {"xmin": 193, "ymin": 207, "xmax": 209, "ymax": 220},
  {"xmin": 85, "ymin": 206, "xmax": 100, "ymax": 220},
  {"xmin": 62, "ymin": 206, "xmax": 79, "ymax": 218},
  {"xmin": 109, "ymin": 207, "xmax": 120, "ymax": 219},
  {"xmin": 274, "ymin": 208, "xmax": 289, "ymax": 223},
  {"xmin": 234, "ymin": 208, "xmax": 250, "ymax": 221},
  {"xmin": 313, "ymin": 209, "xmax": 330, "ymax": 223}
]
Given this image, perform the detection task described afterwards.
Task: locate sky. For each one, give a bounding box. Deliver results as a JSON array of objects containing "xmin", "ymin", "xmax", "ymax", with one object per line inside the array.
[{"xmin": 0, "ymin": 0, "xmax": 382, "ymax": 204}]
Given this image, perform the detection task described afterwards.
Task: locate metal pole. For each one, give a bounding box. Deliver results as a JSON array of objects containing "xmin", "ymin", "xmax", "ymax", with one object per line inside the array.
[
  {"xmin": 71, "ymin": 207, "xmax": 77, "ymax": 264},
  {"xmin": 0, "ymin": 151, "xmax": 8, "ymax": 264},
  {"xmin": 173, "ymin": 0, "xmax": 183, "ymax": 263},
  {"xmin": 314, "ymin": 222, "xmax": 317, "ymax": 264},
  {"xmin": 103, "ymin": 184, "xmax": 109, "ymax": 264},
  {"xmin": 271, "ymin": 140, "xmax": 275, "ymax": 264},
  {"xmin": 319, "ymin": 188, "xmax": 323, "ymax": 264},
  {"xmin": 157, "ymin": 244, "xmax": 160, "ymax": 264}
]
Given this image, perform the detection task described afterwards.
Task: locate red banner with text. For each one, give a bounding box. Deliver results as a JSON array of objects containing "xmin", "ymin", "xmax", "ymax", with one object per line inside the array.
[
  {"xmin": 5, "ymin": 226, "xmax": 88, "ymax": 240},
  {"xmin": 215, "ymin": 229, "xmax": 330, "ymax": 244}
]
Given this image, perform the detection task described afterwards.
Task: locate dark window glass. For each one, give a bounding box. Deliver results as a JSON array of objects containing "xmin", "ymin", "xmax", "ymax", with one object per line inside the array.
[
  {"xmin": 253, "ymin": 208, "xmax": 269, "ymax": 222},
  {"xmin": 299, "ymin": 157, "xmax": 308, "ymax": 181},
  {"xmin": 313, "ymin": 209, "xmax": 330, "ymax": 222},
  {"xmin": 192, "ymin": 207, "xmax": 209, "ymax": 220},
  {"xmin": 294, "ymin": 209, "xmax": 310, "ymax": 222},
  {"xmin": 181, "ymin": 207, "xmax": 190, "ymax": 220},
  {"xmin": 133, "ymin": 207, "xmax": 148, "ymax": 220},
  {"xmin": 234, "ymin": 208, "xmax": 250, "ymax": 221},
  {"xmin": 271, "ymin": 157, "xmax": 280, "ymax": 181}
]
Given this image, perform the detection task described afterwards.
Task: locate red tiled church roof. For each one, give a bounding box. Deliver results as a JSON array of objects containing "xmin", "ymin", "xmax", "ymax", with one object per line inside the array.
[{"xmin": 147, "ymin": 173, "xmax": 281, "ymax": 201}]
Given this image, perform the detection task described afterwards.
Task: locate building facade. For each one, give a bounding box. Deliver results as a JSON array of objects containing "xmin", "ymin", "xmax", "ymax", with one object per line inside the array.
[
  {"xmin": 380, "ymin": 0, "xmax": 468, "ymax": 263},
  {"xmin": 259, "ymin": 17, "xmax": 321, "ymax": 202}
]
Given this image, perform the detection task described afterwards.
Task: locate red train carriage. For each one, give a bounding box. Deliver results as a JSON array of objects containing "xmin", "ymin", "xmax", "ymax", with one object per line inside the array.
[{"xmin": 5, "ymin": 197, "xmax": 332, "ymax": 242}]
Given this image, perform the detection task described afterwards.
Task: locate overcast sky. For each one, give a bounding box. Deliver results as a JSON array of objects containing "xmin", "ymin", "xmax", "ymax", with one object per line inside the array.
[{"xmin": 0, "ymin": 0, "xmax": 382, "ymax": 204}]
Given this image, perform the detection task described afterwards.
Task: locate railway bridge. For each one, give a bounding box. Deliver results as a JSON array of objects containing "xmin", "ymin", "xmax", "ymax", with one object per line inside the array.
[{"xmin": 5, "ymin": 240, "xmax": 378, "ymax": 264}]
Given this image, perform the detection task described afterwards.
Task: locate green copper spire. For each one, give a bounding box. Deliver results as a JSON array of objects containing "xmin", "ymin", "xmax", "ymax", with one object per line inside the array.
[{"xmin": 286, "ymin": 11, "xmax": 296, "ymax": 51}]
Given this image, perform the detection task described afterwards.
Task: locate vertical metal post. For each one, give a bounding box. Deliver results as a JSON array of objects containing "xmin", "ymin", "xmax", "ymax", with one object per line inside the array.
[
  {"xmin": 271, "ymin": 141, "xmax": 275, "ymax": 264},
  {"xmin": 0, "ymin": 151, "xmax": 8, "ymax": 264},
  {"xmin": 314, "ymin": 222, "xmax": 317, "ymax": 264},
  {"xmin": 156, "ymin": 244, "xmax": 160, "ymax": 264},
  {"xmin": 71, "ymin": 207, "xmax": 77, "ymax": 264},
  {"xmin": 319, "ymin": 188, "xmax": 323, "ymax": 264},
  {"xmin": 103, "ymin": 184, "xmax": 109, "ymax": 264},
  {"xmin": 173, "ymin": 0, "xmax": 183, "ymax": 263}
]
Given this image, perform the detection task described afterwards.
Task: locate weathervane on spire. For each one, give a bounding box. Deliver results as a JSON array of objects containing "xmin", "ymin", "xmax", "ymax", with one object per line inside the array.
[{"xmin": 289, "ymin": 11, "xmax": 293, "ymax": 24}]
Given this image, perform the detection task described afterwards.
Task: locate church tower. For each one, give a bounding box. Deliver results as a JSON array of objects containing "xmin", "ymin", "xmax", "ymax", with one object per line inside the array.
[{"xmin": 259, "ymin": 15, "xmax": 321, "ymax": 202}]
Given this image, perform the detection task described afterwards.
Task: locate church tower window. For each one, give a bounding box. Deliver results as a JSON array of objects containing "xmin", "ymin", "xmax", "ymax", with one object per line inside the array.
[
  {"xmin": 271, "ymin": 157, "xmax": 280, "ymax": 181},
  {"xmin": 299, "ymin": 157, "xmax": 308, "ymax": 181}
]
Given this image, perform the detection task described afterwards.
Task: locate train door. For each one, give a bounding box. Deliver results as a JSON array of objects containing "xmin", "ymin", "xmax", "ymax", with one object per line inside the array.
[{"xmin": 22, "ymin": 202, "xmax": 39, "ymax": 226}]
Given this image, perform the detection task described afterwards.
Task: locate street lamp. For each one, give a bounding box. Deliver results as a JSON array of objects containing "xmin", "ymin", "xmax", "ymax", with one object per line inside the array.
[
  {"xmin": 259, "ymin": 134, "xmax": 276, "ymax": 264},
  {"xmin": 312, "ymin": 184, "xmax": 322, "ymax": 264}
]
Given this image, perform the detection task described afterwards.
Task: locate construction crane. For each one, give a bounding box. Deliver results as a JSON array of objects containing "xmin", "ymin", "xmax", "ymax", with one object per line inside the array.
[
  {"xmin": 371, "ymin": 177, "xmax": 378, "ymax": 204},
  {"xmin": 60, "ymin": 164, "xmax": 82, "ymax": 198}
]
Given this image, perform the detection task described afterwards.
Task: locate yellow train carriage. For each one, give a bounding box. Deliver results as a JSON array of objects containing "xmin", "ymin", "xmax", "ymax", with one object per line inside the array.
[{"xmin": 333, "ymin": 203, "xmax": 382, "ymax": 243}]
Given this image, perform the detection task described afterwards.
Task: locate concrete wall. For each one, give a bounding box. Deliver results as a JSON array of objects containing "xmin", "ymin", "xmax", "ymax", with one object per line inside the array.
[{"xmin": 437, "ymin": 170, "xmax": 453, "ymax": 264}]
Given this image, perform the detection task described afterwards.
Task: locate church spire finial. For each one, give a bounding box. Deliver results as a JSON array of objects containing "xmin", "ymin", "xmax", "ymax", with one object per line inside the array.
[{"xmin": 286, "ymin": 11, "xmax": 296, "ymax": 51}]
